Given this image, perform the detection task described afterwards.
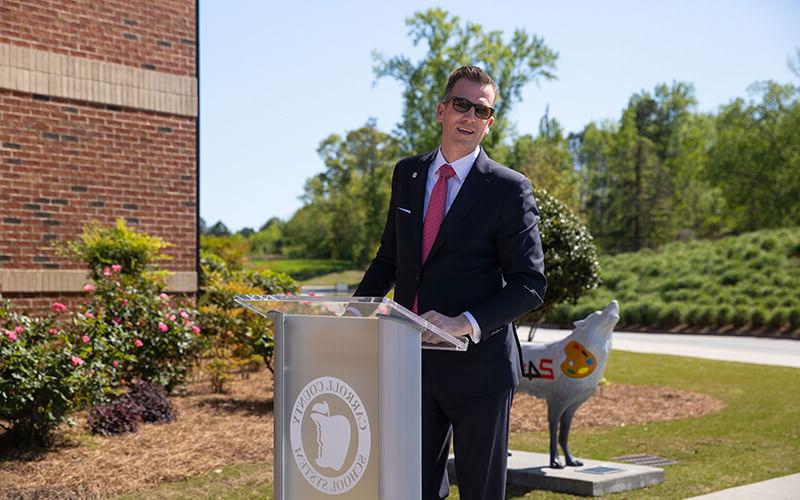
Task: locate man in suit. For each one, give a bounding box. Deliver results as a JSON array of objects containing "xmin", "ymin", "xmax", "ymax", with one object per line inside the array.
[{"xmin": 354, "ymin": 65, "xmax": 546, "ymax": 500}]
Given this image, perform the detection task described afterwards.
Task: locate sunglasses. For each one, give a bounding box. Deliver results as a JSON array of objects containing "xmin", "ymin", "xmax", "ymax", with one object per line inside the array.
[{"xmin": 444, "ymin": 96, "xmax": 495, "ymax": 120}]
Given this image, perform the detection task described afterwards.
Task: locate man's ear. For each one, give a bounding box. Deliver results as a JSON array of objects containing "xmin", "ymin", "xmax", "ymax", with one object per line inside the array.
[{"xmin": 436, "ymin": 102, "xmax": 445, "ymax": 124}]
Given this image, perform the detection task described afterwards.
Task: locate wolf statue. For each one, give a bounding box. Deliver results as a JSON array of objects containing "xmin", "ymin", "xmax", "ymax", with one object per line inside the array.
[{"xmin": 518, "ymin": 300, "xmax": 620, "ymax": 468}]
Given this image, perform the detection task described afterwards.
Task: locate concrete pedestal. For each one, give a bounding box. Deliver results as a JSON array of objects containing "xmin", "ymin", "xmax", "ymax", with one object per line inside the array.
[{"xmin": 448, "ymin": 450, "xmax": 664, "ymax": 497}]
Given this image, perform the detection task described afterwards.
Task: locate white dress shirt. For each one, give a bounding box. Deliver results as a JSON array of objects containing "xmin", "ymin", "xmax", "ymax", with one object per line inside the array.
[{"xmin": 424, "ymin": 146, "xmax": 483, "ymax": 343}]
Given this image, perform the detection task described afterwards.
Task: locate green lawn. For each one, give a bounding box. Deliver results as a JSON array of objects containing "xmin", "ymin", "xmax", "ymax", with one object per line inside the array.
[
  {"xmin": 246, "ymin": 258, "xmax": 354, "ymax": 281},
  {"xmin": 121, "ymin": 351, "xmax": 799, "ymax": 499},
  {"xmin": 299, "ymin": 269, "xmax": 365, "ymax": 287},
  {"xmin": 118, "ymin": 463, "xmax": 272, "ymax": 500}
]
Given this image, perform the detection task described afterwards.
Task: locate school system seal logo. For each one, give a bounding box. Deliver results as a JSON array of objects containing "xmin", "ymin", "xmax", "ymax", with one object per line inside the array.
[{"xmin": 290, "ymin": 376, "xmax": 371, "ymax": 495}]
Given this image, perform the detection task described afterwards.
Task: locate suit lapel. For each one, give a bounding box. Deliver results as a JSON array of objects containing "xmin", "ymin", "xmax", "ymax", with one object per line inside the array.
[
  {"xmin": 409, "ymin": 150, "xmax": 436, "ymax": 267},
  {"xmin": 423, "ymin": 149, "xmax": 492, "ymax": 267}
]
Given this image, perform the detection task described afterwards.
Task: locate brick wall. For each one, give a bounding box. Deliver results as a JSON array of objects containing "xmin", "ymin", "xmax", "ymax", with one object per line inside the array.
[
  {"xmin": 0, "ymin": 0, "xmax": 195, "ymax": 76},
  {"xmin": 0, "ymin": 90, "xmax": 196, "ymax": 270},
  {"xmin": 0, "ymin": 1, "xmax": 197, "ymax": 314}
]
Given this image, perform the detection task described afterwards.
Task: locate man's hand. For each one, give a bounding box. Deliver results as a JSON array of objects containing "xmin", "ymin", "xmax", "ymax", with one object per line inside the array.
[{"xmin": 420, "ymin": 311, "xmax": 473, "ymax": 344}]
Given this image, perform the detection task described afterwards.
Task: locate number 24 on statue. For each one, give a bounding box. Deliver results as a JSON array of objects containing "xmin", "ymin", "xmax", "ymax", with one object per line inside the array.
[{"xmin": 524, "ymin": 358, "xmax": 554, "ymax": 380}]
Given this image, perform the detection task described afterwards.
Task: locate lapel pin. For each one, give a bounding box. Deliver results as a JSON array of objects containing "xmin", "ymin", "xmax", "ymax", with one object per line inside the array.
[{"xmin": 412, "ymin": 172, "xmax": 418, "ymax": 179}]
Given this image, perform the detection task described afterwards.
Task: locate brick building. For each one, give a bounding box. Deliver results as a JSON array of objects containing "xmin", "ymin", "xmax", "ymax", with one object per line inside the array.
[{"xmin": 0, "ymin": 1, "xmax": 199, "ymax": 312}]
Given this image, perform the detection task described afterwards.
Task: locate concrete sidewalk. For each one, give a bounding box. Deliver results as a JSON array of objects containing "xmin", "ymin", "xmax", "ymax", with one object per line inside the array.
[{"xmin": 687, "ymin": 472, "xmax": 800, "ymax": 499}]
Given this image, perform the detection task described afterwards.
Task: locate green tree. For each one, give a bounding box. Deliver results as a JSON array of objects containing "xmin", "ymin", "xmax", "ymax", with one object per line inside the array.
[
  {"xmin": 207, "ymin": 221, "xmax": 231, "ymax": 237},
  {"xmin": 283, "ymin": 122, "xmax": 398, "ymax": 264},
  {"xmin": 707, "ymin": 81, "xmax": 800, "ymax": 231},
  {"xmin": 250, "ymin": 218, "xmax": 286, "ymax": 256},
  {"xmin": 507, "ymin": 110, "xmax": 579, "ymax": 210},
  {"xmin": 373, "ymin": 8, "xmax": 557, "ymax": 158},
  {"xmin": 574, "ymin": 82, "xmax": 722, "ymax": 252}
]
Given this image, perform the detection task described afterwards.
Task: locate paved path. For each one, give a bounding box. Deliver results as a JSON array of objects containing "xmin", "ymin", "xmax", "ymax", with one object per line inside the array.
[
  {"xmin": 517, "ymin": 326, "xmax": 800, "ymax": 368},
  {"xmin": 687, "ymin": 472, "xmax": 800, "ymax": 499}
]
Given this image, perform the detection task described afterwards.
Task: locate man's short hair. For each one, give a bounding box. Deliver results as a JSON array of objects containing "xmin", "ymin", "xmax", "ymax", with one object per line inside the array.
[{"xmin": 443, "ymin": 66, "xmax": 499, "ymax": 104}]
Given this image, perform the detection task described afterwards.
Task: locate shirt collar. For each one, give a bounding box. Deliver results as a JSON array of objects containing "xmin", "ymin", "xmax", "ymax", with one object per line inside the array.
[{"xmin": 431, "ymin": 146, "xmax": 480, "ymax": 181}]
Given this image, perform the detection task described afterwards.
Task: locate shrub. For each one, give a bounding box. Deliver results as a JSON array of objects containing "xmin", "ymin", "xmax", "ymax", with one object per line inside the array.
[
  {"xmin": 88, "ymin": 393, "xmax": 144, "ymax": 436},
  {"xmin": 545, "ymin": 304, "xmax": 570, "ymax": 327},
  {"xmin": 714, "ymin": 306, "xmax": 732, "ymax": 327},
  {"xmin": 87, "ymin": 380, "xmax": 175, "ymax": 436},
  {"xmin": 570, "ymin": 303, "xmax": 598, "ymax": 323},
  {"xmin": 127, "ymin": 380, "xmax": 176, "ymax": 424},
  {"xmin": 63, "ymin": 218, "xmax": 171, "ymax": 280},
  {"xmin": 619, "ymin": 302, "xmax": 638, "ymax": 326},
  {"xmin": 750, "ymin": 308, "xmax": 767, "ymax": 328},
  {"xmin": 658, "ymin": 304, "xmax": 685, "ymax": 328},
  {"xmin": 787, "ymin": 242, "xmax": 800, "ymax": 258},
  {"xmin": 521, "ymin": 188, "xmax": 601, "ymax": 324},
  {"xmin": 73, "ymin": 268, "xmax": 202, "ymax": 392},
  {"xmin": 789, "ymin": 308, "xmax": 800, "ymax": 329},
  {"xmin": 767, "ymin": 309, "xmax": 788, "ymax": 331},
  {"xmin": 698, "ymin": 307, "xmax": 715, "ymax": 326},
  {"xmin": 0, "ymin": 299, "xmax": 87, "ymax": 447},
  {"xmin": 686, "ymin": 306, "xmax": 704, "ymax": 327},
  {"xmin": 199, "ymin": 250, "xmax": 298, "ymax": 391},
  {"xmin": 759, "ymin": 237, "xmax": 777, "ymax": 251},
  {"xmin": 639, "ymin": 303, "xmax": 662, "ymax": 326},
  {"xmin": 64, "ymin": 221, "xmax": 202, "ymax": 394},
  {"xmin": 731, "ymin": 307, "xmax": 750, "ymax": 327},
  {"xmin": 200, "ymin": 234, "xmax": 249, "ymax": 270}
]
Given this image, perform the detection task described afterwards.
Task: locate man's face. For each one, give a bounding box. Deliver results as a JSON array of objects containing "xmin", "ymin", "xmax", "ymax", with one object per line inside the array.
[{"xmin": 436, "ymin": 78, "xmax": 495, "ymax": 160}]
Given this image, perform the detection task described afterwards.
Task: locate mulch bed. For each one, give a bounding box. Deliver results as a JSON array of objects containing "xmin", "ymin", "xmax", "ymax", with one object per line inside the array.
[
  {"xmin": 0, "ymin": 370, "xmax": 723, "ymax": 499},
  {"xmin": 510, "ymin": 383, "xmax": 724, "ymax": 433}
]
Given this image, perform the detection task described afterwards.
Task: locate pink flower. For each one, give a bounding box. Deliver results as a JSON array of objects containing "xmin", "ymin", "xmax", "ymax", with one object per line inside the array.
[
  {"xmin": 4, "ymin": 330, "xmax": 18, "ymax": 341},
  {"xmin": 83, "ymin": 283, "xmax": 96, "ymax": 293},
  {"xmin": 168, "ymin": 314, "xmax": 176, "ymax": 321},
  {"xmin": 82, "ymin": 335, "xmax": 90, "ymax": 344},
  {"xmin": 121, "ymin": 299, "xmax": 129, "ymax": 306},
  {"xmin": 158, "ymin": 322, "xmax": 169, "ymax": 332},
  {"xmin": 111, "ymin": 264, "xmax": 122, "ymax": 273},
  {"xmin": 102, "ymin": 266, "xmax": 112, "ymax": 277},
  {"xmin": 49, "ymin": 328, "xmax": 58, "ymax": 335},
  {"xmin": 308, "ymin": 292, "xmax": 316, "ymax": 297},
  {"xmin": 159, "ymin": 293, "xmax": 169, "ymax": 300},
  {"xmin": 14, "ymin": 325, "xmax": 24, "ymax": 334},
  {"xmin": 71, "ymin": 355, "xmax": 84, "ymax": 366},
  {"xmin": 134, "ymin": 339, "xmax": 144, "ymax": 348},
  {"xmin": 112, "ymin": 360, "xmax": 119, "ymax": 368},
  {"xmin": 191, "ymin": 325, "xmax": 201, "ymax": 334},
  {"xmin": 52, "ymin": 302, "xmax": 67, "ymax": 313},
  {"xmin": 85, "ymin": 312, "xmax": 95, "ymax": 319},
  {"xmin": 112, "ymin": 317, "xmax": 121, "ymax": 325},
  {"xmin": 180, "ymin": 310, "xmax": 190, "ymax": 320}
]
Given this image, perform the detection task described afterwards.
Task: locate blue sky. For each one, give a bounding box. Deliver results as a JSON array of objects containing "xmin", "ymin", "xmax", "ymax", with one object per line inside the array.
[{"xmin": 199, "ymin": 0, "xmax": 800, "ymax": 231}]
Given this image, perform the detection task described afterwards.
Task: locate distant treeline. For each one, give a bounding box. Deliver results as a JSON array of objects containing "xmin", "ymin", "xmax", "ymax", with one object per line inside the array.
[{"xmin": 204, "ymin": 9, "xmax": 800, "ymax": 263}]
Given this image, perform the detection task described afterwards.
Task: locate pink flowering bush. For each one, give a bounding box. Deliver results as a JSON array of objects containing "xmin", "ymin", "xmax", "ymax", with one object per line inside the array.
[
  {"xmin": 0, "ymin": 222, "xmax": 203, "ymax": 447},
  {"xmin": 61, "ymin": 220, "xmax": 202, "ymax": 393},
  {"xmin": 0, "ymin": 297, "xmax": 87, "ymax": 446},
  {"xmin": 73, "ymin": 267, "xmax": 202, "ymax": 392}
]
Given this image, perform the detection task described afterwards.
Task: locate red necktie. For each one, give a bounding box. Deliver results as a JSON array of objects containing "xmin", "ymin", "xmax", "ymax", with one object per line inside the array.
[{"xmin": 413, "ymin": 164, "xmax": 456, "ymax": 313}]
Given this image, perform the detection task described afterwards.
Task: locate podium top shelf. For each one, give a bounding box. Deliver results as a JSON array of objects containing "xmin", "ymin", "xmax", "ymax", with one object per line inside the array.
[{"xmin": 234, "ymin": 294, "xmax": 468, "ymax": 352}]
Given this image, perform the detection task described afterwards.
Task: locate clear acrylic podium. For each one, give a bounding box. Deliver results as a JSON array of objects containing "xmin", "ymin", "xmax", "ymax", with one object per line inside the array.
[{"xmin": 235, "ymin": 295, "xmax": 467, "ymax": 500}]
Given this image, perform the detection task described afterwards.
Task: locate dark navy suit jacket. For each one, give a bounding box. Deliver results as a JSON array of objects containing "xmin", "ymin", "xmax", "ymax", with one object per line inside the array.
[{"xmin": 355, "ymin": 148, "xmax": 546, "ymax": 397}]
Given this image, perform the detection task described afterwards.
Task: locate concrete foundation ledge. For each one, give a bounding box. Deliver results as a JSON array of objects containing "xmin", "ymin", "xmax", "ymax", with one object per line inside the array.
[
  {"xmin": 448, "ymin": 450, "xmax": 664, "ymax": 497},
  {"xmin": 0, "ymin": 269, "xmax": 197, "ymax": 293}
]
